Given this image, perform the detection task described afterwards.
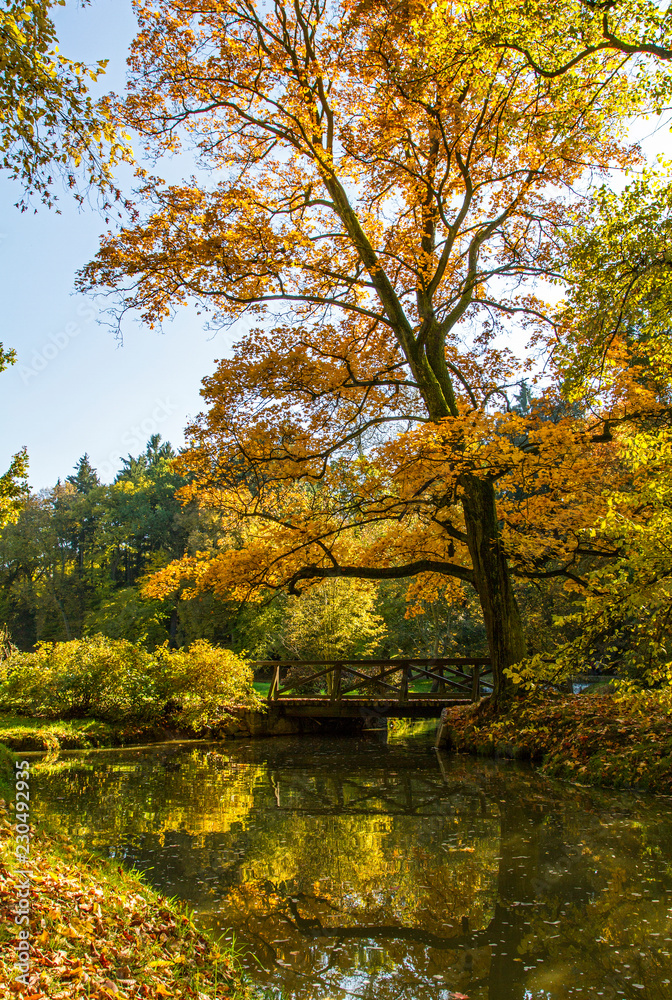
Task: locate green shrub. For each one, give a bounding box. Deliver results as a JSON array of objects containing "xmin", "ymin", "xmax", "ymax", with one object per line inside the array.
[
  {"xmin": 0, "ymin": 635, "xmax": 261, "ymax": 724},
  {"xmin": 156, "ymin": 639, "xmax": 261, "ymax": 726}
]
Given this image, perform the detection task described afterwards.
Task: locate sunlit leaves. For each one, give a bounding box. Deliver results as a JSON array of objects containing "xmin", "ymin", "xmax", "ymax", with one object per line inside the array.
[
  {"xmin": 558, "ymin": 167, "xmax": 672, "ymax": 408},
  {"xmin": 0, "ymin": 0, "xmax": 131, "ymax": 210},
  {"xmin": 0, "ymin": 446, "xmax": 28, "ymax": 532}
]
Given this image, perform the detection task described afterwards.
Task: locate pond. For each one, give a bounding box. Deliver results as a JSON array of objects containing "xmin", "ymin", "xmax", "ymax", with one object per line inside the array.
[{"xmin": 32, "ymin": 728, "xmax": 672, "ymax": 1000}]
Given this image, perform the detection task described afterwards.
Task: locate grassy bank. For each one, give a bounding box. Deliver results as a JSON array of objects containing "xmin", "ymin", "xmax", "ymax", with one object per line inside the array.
[
  {"xmin": 439, "ymin": 692, "xmax": 672, "ymax": 794},
  {"xmin": 0, "ymin": 712, "xmax": 212, "ymax": 752},
  {"xmin": 0, "ymin": 712, "xmax": 262, "ymax": 753},
  {"xmin": 0, "ymin": 752, "xmax": 269, "ymax": 999}
]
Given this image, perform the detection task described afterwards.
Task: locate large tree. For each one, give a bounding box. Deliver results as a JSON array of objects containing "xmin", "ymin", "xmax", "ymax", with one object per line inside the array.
[{"xmin": 80, "ymin": 0, "xmax": 671, "ymax": 704}]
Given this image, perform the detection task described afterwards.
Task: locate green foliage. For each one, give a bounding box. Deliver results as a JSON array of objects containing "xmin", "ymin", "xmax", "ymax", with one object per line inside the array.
[
  {"xmin": 504, "ymin": 425, "xmax": 672, "ymax": 697},
  {"xmin": 0, "ymin": 343, "xmax": 16, "ymax": 374},
  {"xmin": 231, "ymin": 580, "xmax": 388, "ymax": 661},
  {"xmin": 377, "ymin": 579, "xmax": 488, "ymax": 658},
  {"xmin": 0, "ymin": 634, "xmax": 158, "ymax": 719},
  {"xmin": 0, "ymin": 338, "xmax": 28, "ymax": 529},
  {"xmin": 0, "ymin": 635, "xmax": 260, "ymax": 723},
  {"xmin": 0, "ymin": 0, "xmax": 131, "ymax": 210},
  {"xmin": 558, "ymin": 167, "xmax": 672, "ymax": 402},
  {"xmin": 66, "ymin": 453, "xmax": 99, "ymax": 494},
  {"xmin": 0, "ymin": 437, "xmax": 189, "ymax": 648},
  {"xmin": 278, "ymin": 579, "xmax": 386, "ymax": 660},
  {"xmin": 0, "ymin": 448, "xmax": 29, "ymax": 531},
  {"xmin": 82, "ymin": 587, "xmax": 172, "ymax": 649},
  {"xmin": 156, "ymin": 639, "xmax": 261, "ymax": 726}
]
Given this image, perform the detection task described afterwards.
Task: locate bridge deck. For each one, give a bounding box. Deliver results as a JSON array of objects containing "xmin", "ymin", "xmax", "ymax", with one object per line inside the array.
[{"xmin": 267, "ymin": 696, "xmax": 470, "ymax": 719}]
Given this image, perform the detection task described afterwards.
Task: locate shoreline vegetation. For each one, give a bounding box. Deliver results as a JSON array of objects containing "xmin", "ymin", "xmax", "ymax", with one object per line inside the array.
[
  {"xmin": 0, "ymin": 712, "xmax": 237, "ymax": 753},
  {"xmin": 438, "ymin": 691, "xmax": 672, "ymax": 796},
  {"xmin": 0, "ymin": 747, "xmax": 270, "ymax": 1000},
  {"xmin": 0, "ymin": 636, "xmax": 266, "ymax": 752},
  {"xmin": 3, "ymin": 686, "xmax": 672, "ymax": 795}
]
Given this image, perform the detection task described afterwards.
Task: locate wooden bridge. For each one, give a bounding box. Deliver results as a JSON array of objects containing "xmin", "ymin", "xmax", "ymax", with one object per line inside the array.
[{"xmin": 251, "ymin": 658, "xmax": 493, "ymax": 720}]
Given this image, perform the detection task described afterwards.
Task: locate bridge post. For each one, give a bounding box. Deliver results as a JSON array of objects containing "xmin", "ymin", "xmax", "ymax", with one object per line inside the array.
[
  {"xmin": 400, "ymin": 662, "xmax": 409, "ymax": 704},
  {"xmin": 270, "ymin": 664, "xmax": 280, "ymax": 702},
  {"xmin": 331, "ymin": 663, "xmax": 342, "ymax": 704},
  {"xmin": 471, "ymin": 664, "xmax": 480, "ymax": 702}
]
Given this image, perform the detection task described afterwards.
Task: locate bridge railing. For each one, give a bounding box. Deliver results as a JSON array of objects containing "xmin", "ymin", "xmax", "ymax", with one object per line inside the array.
[{"xmin": 251, "ymin": 658, "xmax": 493, "ymax": 704}]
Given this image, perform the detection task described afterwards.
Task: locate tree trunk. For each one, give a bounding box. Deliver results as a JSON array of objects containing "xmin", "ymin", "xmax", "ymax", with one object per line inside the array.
[
  {"xmin": 461, "ymin": 476, "xmax": 526, "ymax": 708},
  {"xmin": 169, "ymin": 606, "xmax": 179, "ymax": 649}
]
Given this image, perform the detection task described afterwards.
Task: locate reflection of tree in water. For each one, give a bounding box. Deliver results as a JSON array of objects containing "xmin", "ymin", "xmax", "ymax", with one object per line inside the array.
[
  {"xmin": 34, "ymin": 747, "xmax": 267, "ymax": 905},
  {"xmin": 33, "ymin": 740, "xmax": 672, "ymax": 1000},
  {"xmin": 457, "ymin": 763, "xmax": 672, "ymax": 1000},
  {"xmin": 204, "ymin": 803, "xmax": 498, "ymax": 999}
]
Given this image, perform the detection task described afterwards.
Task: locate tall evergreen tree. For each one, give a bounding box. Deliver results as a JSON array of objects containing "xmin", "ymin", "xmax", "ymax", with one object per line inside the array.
[{"xmin": 66, "ymin": 455, "xmax": 100, "ymax": 495}]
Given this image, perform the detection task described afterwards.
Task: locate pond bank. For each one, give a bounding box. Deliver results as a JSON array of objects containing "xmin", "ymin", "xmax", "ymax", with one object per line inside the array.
[
  {"xmin": 0, "ymin": 713, "xmax": 209, "ymax": 752},
  {"xmin": 0, "ymin": 710, "xmax": 281, "ymax": 753},
  {"xmin": 0, "ymin": 708, "xmax": 370, "ymax": 752},
  {"xmin": 437, "ymin": 692, "xmax": 672, "ymax": 794},
  {"xmin": 0, "ymin": 760, "xmax": 268, "ymax": 999}
]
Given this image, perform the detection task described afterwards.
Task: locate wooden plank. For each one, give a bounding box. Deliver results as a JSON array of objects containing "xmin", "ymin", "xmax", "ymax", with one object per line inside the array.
[
  {"xmin": 339, "ymin": 664, "xmax": 403, "ymax": 696},
  {"xmin": 252, "ymin": 657, "xmax": 491, "ymax": 667},
  {"xmin": 400, "ymin": 663, "xmax": 409, "ymax": 703},
  {"xmin": 406, "ymin": 663, "xmax": 472, "ymax": 693},
  {"xmin": 331, "ymin": 663, "xmax": 342, "ymax": 704},
  {"xmin": 269, "ymin": 664, "xmax": 280, "ymax": 702},
  {"xmin": 276, "ymin": 663, "xmax": 338, "ymax": 695}
]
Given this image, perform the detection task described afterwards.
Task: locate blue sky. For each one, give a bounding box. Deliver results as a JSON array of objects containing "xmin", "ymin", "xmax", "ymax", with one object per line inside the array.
[{"xmin": 0, "ymin": 0, "xmax": 236, "ymax": 489}]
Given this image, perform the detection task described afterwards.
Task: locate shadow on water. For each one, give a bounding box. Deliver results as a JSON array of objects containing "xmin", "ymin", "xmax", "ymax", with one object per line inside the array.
[{"xmin": 32, "ymin": 729, "xmax": 672, "ymax": 999}]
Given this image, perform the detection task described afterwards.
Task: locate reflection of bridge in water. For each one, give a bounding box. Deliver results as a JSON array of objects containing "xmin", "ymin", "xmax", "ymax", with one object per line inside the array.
[
  {"xmin": 253, "ymin": 658, "xmax": 493, "ymax": 722},
  {"xmin": 266, "ymin": 767, "xmax": 489, "ymax": 818}
]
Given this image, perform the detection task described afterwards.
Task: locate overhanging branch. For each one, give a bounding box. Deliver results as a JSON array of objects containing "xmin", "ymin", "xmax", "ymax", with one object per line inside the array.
[{"xmin": 284, "ymin": 559, "xmax": 475, "ymax": 594}]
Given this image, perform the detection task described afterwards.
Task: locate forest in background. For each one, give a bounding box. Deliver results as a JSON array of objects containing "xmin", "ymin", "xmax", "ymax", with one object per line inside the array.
[{"xmin": 0, "ymin": 433, "xmax": 575, "ymax": 664}]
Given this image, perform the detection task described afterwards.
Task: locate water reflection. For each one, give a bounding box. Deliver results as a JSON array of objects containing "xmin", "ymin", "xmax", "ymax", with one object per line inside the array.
[{"xmin": 33, "ymin": 734, "xmax": 672, "ymax": 999}]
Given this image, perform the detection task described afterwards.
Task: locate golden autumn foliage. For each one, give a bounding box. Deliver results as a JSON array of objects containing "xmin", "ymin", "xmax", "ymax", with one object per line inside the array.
[{"xmin": 80, "ymin": 0, "xmax": 672, "ymax": 703}]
